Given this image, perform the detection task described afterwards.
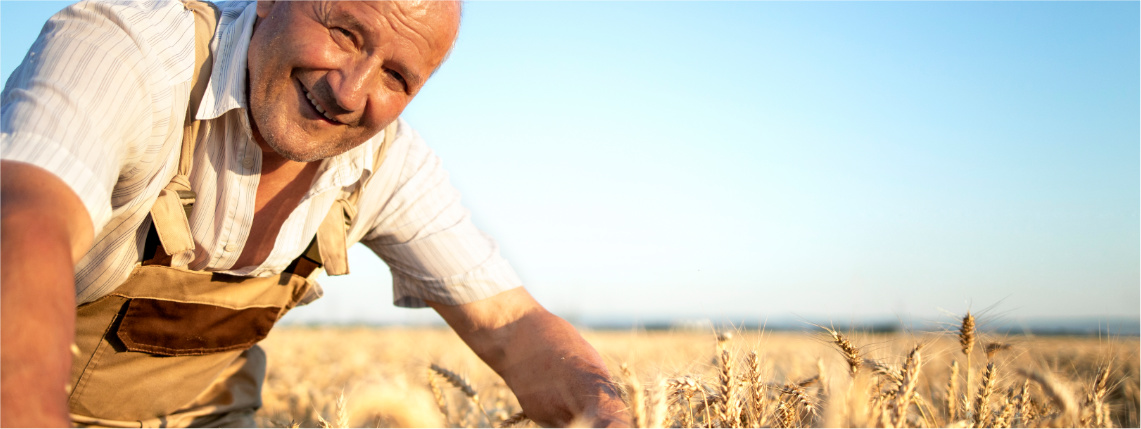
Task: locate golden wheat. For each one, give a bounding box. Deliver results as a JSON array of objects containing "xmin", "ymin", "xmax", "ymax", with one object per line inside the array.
[{"xmin": 252, "ymin": 325, "xmax": 1138, "ymax": 428}]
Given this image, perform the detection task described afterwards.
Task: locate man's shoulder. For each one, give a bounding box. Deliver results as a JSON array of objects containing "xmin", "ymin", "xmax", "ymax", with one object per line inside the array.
[
  {"xmin": 46, "ymin": 0, "xmax": 199, "ymax": 85},
  {"xmin": 58, "ymin": 1, "xmax": 193, "ymax": 30}
]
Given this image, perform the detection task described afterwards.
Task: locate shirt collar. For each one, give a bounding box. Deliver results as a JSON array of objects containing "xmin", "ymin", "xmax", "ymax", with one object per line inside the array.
[
  {"xmin": 309, "ymin": 136, "xmax": 378, "ymax": 197},
  {"xmin": 195, "ymin": 1, "xmax": 257, "ymax": 121}
]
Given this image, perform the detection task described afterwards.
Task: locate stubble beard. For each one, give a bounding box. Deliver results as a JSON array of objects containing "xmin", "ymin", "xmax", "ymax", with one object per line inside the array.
[{"xmin": 248, "ymin": 100, "xmax": 347, "ymax": 163}]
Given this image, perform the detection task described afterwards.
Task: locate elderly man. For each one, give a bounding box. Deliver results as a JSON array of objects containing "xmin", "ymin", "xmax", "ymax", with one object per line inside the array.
[{"xmin": 0, "ymin": 1, "xmax": 627, "ymax": 427}]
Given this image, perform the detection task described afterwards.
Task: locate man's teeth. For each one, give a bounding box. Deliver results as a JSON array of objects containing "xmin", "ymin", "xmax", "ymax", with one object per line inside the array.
[{"xmin": 304, "ymin": 90, "xmax": 338, "ymax": 122}]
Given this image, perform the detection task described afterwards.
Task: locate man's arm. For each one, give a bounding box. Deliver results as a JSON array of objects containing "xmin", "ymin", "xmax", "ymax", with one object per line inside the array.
[
  {"xmin": 1, "ymin": 161, "xmax": 94, "ymax": 427},
  {"xmin": 427, "ymin": 287, "xmax": 630, "ymax": 428}
]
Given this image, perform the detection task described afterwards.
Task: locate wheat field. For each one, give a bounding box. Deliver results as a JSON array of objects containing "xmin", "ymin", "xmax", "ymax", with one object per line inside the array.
[{"xmin": 254, "ymin": 316, "xmax": 1139, "ymax": 428}]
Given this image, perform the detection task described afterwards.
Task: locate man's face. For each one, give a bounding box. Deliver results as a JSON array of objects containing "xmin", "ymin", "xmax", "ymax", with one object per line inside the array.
[{"xmin": 247, "ymin": 1, "xmax": 460, "ymax": 162}]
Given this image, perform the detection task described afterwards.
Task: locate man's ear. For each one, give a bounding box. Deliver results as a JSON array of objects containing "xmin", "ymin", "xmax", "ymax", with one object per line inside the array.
[{"xmin": 255, "ymin": 1, "xmax": 276, "ymax": 18}]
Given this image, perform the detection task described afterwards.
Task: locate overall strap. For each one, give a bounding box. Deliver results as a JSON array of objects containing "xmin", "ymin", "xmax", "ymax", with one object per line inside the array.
[
  {"xmin": 307, "ymin": 120, "xmax": 400, "ymax": 276},
  {"xmin": 148, "ymin": 0, "xmax": 220, "ymax": 267}
]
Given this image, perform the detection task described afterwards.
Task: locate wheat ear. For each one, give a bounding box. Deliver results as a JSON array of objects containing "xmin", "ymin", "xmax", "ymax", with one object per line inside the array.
[
  {"xmin": 1019, "ymin": 368, "xmax": 1079, "ymax": 426},
  {"xmin": 718, "ymin": 347, "xmax": 740, "ymax": 427},
  {"xmin": 1088, "ymin": 365, "xmax": 1112, "ymax": 428},
  {"xmin": 994, "ymin": 387, "xmax": 1016, "ymax": 428},
  {"xmin": 427, "ymin": 368, "xmax": 451, "ymax": 426},
  {"xmin": 746, "ymin": 351, "xmax": 768, "ymax": 428},
  {"xmin": 824, "ymin": 328, "xmax": 862, "ymax": 378},
  {"xmin": 669, "ymin": 376, "xmax": 699, "ymax": 428},
  {"xmin": 334, "ymin": 390, "xmax": 349, "ymax": 428},
  {"xmin": 430, "ymin": 363, "xmax": 492, "ymax": 425},
  {"xmin": 959, "ymin": 312, "xmax": 976, "ymax": 421},
  {"xmin": 497, "ymin": 412, "xmax": 529, "ymax": 428},
  {"xmin": 893, "ymin": 345, "xmax": 922, "ymax": 427},
  {"xmin": 974, "ymin": 362, "xmax": 996, "ymax": 427},
  {"xmin": 1014, "ymin": 377, "xmax": 1031, "ymax": 427},
  {"xmin": 621, "ymin": 364, "xmax": 646, "ymax": 428}
]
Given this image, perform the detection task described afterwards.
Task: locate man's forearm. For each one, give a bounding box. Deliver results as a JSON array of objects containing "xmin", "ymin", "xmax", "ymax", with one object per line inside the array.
[
  {"xmin": 1, "ymin": 161, "xmax": 94, "ymax": 427},
  {"xmin": 1, "ymin": 214, "xmax": 79, "ymax": 427},
  {"xmin": 484, "ymin": 310, "xmax": 628, "ymax": 427},
  {"xmin": 429, "ymin": 288, "xmax": 629, "ymax": 427}
]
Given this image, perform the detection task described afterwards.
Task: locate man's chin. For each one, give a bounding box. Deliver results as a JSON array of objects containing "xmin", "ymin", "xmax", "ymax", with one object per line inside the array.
[{"xmin": 264, "ymin": 139, "xmax": 327, "ymax": 163}]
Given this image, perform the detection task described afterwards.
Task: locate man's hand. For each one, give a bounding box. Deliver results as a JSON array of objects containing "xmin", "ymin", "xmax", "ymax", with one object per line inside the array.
[
  {"xmin": 1, "ymin": 161, "xmax": 94, "ymax": 427},
  {"xmin": 428, "ymin": 288, "xmax": 631, "ymax": 427}
]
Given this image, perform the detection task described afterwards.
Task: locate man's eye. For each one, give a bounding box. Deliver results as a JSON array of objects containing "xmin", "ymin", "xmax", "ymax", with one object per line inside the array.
[
  {"xmin": 387, "ymin": 70, "xmax": 407, "ymax": 91},
  {"xmin": 332, "ymin": 27, "xmax": 355, "ymax": 45}
]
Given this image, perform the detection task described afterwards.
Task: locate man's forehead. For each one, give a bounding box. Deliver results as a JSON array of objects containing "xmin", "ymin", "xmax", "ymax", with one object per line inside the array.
[
  {"xmin": 352, "ymin": 0, "xmax": 462, "ymax": 26},
  {"xmin": 345, "ymin": 1, "xmax": 461, "ymax": 49}
]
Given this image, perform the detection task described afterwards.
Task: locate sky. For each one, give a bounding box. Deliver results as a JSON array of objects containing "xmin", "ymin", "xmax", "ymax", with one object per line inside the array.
[{"xmin": 3, "ymin": 1, "xmax": 1138, "ymax": 328}]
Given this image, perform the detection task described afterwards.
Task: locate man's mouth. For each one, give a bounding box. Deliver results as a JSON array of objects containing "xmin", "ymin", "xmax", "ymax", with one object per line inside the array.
[{"xmin": 301, "ymin": 85, "xmax": 343, "ymax": 125}]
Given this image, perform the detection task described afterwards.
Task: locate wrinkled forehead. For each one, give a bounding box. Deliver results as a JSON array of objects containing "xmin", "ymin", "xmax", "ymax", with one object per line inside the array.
[
  {"xmin": 364, "ymin": 0, "xmax": 462, "ymax": 60},
  {"xmin": 374, "ymin": 1, "xmax": 461, "ymax": 39}
]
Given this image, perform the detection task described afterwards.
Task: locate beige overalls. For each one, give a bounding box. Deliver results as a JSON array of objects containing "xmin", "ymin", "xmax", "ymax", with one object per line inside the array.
[{"xmin": 66, "ymin": 2, "xmax": 396, "ymax": 426}]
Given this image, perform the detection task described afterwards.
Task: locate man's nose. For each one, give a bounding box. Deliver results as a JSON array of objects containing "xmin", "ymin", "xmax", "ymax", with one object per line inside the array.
[{"xmin": 327, "ymin": 56, "xmax": 382, "ymax": 114}]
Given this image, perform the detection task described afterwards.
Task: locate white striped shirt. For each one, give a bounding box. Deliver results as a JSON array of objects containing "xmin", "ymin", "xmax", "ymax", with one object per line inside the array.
[{"xmin": 1, "ymin": 0, "xmax": 521, "ymax": 308}]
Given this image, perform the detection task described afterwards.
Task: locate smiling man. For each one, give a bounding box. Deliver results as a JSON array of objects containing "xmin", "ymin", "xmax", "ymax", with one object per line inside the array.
[{"xmin": 0, "ymin": 1, "xmax": 627, "ymax": 427}]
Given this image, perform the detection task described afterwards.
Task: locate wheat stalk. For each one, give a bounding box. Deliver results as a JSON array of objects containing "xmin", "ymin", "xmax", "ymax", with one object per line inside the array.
[
  {"xmin": 974, "ymin": 362, "xmax": 997, "ymax": 427},
  {"xmin": 647, "ymin": 378, "xmax": 668, "ymax": 429},
  {"xmin": 621, "ymin": 363, "xmax": 646, "ymax": 428},
  {"xmin": 948, "ymin": 359, "xmax": 960, "ymax": 422}
]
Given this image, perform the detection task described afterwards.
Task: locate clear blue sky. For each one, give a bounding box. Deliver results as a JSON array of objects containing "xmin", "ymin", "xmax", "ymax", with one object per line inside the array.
[{"xmin": 3, "ymin": 1, "xmax": 1138, "ymax": 326}]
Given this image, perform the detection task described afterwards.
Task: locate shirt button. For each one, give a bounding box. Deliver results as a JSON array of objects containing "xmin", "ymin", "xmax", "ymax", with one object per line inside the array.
[
  {"xmin": 224, "ymin": 243, "xmax": 238, "ymax": 252},
  {"xmin": 242, "ymin": 158, "xmax": 253, "ymax": 168}
]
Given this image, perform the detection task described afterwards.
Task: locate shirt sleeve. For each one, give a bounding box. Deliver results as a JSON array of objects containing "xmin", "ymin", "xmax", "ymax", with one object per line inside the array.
[
  {"xmin": 0, "ymin": 1, "xmax": 192, "ymax": 233},
  {"xmin": 358, "ymin": 119, "xmax": 523, "ymax": 308}
]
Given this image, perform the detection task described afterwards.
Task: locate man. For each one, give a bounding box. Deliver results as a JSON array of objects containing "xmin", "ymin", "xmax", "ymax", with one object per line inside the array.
[{"xmin": 0, "ymin": 1, "xmax": 628, "ymax": 427}]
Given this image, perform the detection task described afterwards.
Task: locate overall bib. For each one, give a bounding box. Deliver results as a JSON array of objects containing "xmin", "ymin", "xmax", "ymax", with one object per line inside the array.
[{"xmin": 65, "ymin": 2, "xmax": 396, "ymax": 426}]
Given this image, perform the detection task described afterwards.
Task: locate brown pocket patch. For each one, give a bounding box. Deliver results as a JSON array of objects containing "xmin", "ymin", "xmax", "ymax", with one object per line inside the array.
[{"xmin": 115, "ymin": 298, "xmax": 279, "ymax": 356}]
